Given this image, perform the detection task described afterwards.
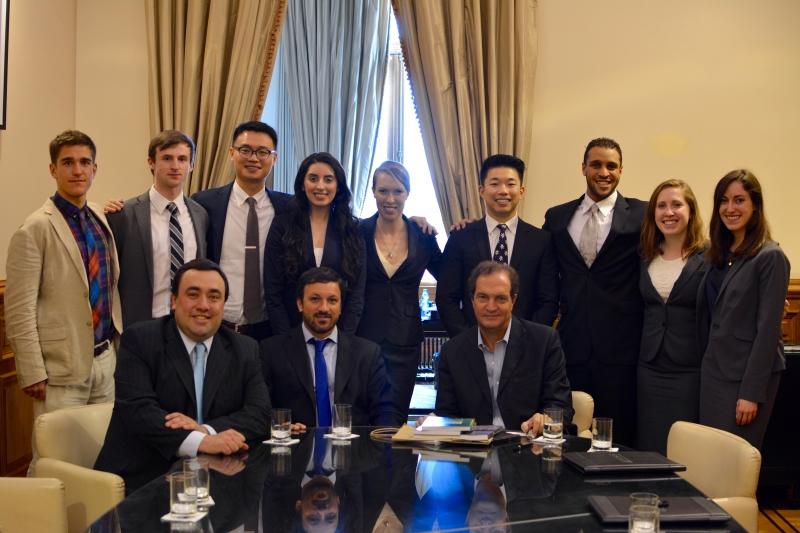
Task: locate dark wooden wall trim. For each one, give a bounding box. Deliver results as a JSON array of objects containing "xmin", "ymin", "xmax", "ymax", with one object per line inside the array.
[{"xmin": 782, "ymin": 279, "xmax": 800, "ymax": 345}]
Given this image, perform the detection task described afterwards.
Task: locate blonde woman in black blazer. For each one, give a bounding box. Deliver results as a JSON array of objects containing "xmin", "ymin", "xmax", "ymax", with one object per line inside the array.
[
  {"xmin": 699, "ymin": 170, "xmax": 790, "ymax": 448},
  {"xmin": 637, "ymin": 180, "xmax": 708, "ymax": 454}
]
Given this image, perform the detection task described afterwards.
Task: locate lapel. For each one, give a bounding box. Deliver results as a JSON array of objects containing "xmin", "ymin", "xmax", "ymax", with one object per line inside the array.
[
  {"xmin": 133, "ymin": 193, "xmax": 154, "ymax": 288},
  {"xmin": 667, "ymin": 252, "xmax": 704, "ymax": 302},
  {"xmin": 596, "ymin": 194, "xmax": 629, "ymax": 259},
  {"xmin": 465, "ymin": 328, "xmax": 493, "ymax": 408},
  {"xmin": 714, "ymin": 257, "xmax": 746, "ymax": 311},
  {"xmin": 362, "ymin": 215, "xmax": 388, "ymax": 279},
  {"xmin": 320, "ymin": 219, "xmax": 339, "ymax": 268},
  {"xmin": 334, "ymin": 332, "xmax": 353, "ymax": 401},
  {"xmin": 44, "ymin": 199, "xmax": 89, "ymax": 288},
  {"xmin": 185, "ymin": 195, "xmax": 204, "ymax": 254},
  {"xmin": 473, "ymin": 219, "xmax": 493, "ymax": 261},
  {"xmin": 554, "ymin": 198, "xmax": 585, "ymax": 265},
  {"xmin": 497, "ymin": 319, "xmax": 524, "ymax": 398},
  {"xmin": 211, "ymin": 183, "xmax": 234, "ymax": 259},
  {"xmin": 405, "ymin": 217, "xmax": 420, "ymax": 272},
  {"xmin": 202, "ymin": 331, "xmax": 230, "ymax": 418},
  {"xmin": 165, "ymin": 320, "xmax": 198, "ymax": 410},
  {"xmin": 509, "ymin": 220, "xmax": 529, "ymax": 270},
  {"xmin": 288, "ymin": 328, "xmax": 316, "ymax": 406},
  {"xmin": 641, "ymin": 261, "xmax": 662, "ymax": 302}
]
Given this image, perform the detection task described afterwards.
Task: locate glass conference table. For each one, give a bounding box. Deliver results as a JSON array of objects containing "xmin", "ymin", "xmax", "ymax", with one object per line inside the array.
[{"xmin": 89, "ymin": 427, "xmax": 746, "ymax": 532}]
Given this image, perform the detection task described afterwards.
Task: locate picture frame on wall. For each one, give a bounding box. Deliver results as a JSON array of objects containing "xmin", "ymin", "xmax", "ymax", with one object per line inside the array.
[{"xmin": 0, "ymin": 0, "xmax": 8, "ymax": 129}]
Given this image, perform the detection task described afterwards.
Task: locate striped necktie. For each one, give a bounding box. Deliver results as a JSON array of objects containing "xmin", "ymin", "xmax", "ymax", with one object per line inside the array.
[{"xmin": 167, "ymin": 202, "xmax": 184, "ymax": 280}]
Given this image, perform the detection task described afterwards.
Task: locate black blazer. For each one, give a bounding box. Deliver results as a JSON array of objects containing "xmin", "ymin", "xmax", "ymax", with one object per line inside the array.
[
  {"xmin": 259, "ymin": 326, "xmax": 398, "ymax": 427},
  {"xmin": 191, "ymin": 182, "xmax": 293, "ymax": 263},
  {"xmin": 435, "ymin": 218, "xmax": 559, "ymax": 338},
  {"xmin": 543, "ymin": 194, "xmax": 646, "ymax": 366},
  {"xmin": 107, "ymin": 192, "xmax": 209, "ymax": 328},
  {"xmin": 94, "ymin": 317, "xmax": 270, "ymax": 492},
  {"xmin": 435, "ymin": 317, "xmax": 573, "ymax": 429},
  {"xmin": 356, "ymin": 214, "xmax": 442, "ymax": 346},
  {"xmin": 639, "ymin": 250, "xmax": 707, "ymax": 367},
  {"xmin": 264, "ymin": 212, "xmax": 367, "ymax": 335},
  {"xmin": 698, "ymin": 241, "xmax": 790, "ymax": 402}
]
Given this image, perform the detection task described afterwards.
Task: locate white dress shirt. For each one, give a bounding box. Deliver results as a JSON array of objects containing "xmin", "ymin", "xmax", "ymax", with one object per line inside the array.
[
  {"xmin": 149, "ymin": 186, "xmax": 198, "ymax": 318},
  {"xmin": 485, "ymin": 215, "xmax": 519, "ymax": 263},
  {"xmin": 477, "ymin": 321, "xmax": 512, "ymax": 428},
  {"xmin": 176, "ymin": 328, "xmax": 216, "ymax": 457},
  {"xmin": 567, "ymin": 190, "xmax": 618, "ymax": 254},
  {"xmin": 302, "ymin": 323, "xmax": 339, "ymax": 414},
  {"xmin": 220, "ymin": 181, "xmax": 275, "ymax": 324}
]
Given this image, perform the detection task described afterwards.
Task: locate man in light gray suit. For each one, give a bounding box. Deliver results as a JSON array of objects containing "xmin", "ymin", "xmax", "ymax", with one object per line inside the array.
[{"xmin": 107, "ymin": 130, "xmax": 209, "ymax": 328}]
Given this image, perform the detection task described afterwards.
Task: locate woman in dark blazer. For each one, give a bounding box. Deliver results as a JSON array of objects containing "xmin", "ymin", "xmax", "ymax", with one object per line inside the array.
[
  {"xmin": 637, "ymin": 179, "xmax": 707, "ymax": 454},
  {"xmin": 264, "ymin": 152, "xmax": 366, "ymax": 335},
  {"xmin": 356, "ymin": 161, "xmax": 442, "ymax": 420},
  {"xmin": 699, "ymin": 169, "xmax": 789, "ymax": 448}
]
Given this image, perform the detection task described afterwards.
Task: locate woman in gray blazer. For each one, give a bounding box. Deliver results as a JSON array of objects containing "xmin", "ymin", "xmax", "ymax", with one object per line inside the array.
[
  {"xmin": 699, "ymin": 170, "xmax": 790, "ymax": 448},
  {"xmin": 637, "ymin": 179, "xmax": 707, "ymax": 454}
]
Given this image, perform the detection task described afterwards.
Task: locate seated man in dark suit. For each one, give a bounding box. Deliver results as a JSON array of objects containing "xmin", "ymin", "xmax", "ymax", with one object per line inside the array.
[
  {"xmin": 260, "ymin": 267, "xmax": 397, "ymax": 429},
  {"xmin": 95, "ymin": 258, "xmax": 270, "ymax": 493},
  {"xmin": 435, "ymin": 261, "xmax": 573, "ymax": 435},
  {"xmin": 436, "ymin": 154, "xmax": 559, "ymax": 338}
]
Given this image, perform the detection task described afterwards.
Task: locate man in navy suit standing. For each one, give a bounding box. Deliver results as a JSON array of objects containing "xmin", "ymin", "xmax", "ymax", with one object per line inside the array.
[
  {"xmin": 436, "ymin": 154, "xmax": 559, "ymax": 338},
  {"xmin": 192, "ymin": 121, "xmax": 293, "ymax": 341},
  {"xmin": 543, "ymin": 138, "xmax": 646, "ymax": 446}
]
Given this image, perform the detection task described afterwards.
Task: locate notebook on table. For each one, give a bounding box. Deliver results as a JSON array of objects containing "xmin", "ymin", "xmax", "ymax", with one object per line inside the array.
[
  {"xmin": 564, "ymin": 451, "xmax": 686, "ymax": 474},
  {"xmin": 588, "ymin": 495, "xmax": 731, "ymax": 524}
]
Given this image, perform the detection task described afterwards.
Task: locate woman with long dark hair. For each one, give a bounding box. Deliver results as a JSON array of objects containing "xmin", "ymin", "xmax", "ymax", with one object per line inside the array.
[
  {"xmin": 356, "ymin": 161, "xmax": 442, "ymax": 420},
  {"xmin": 637, "ymin": 179, "xmax": 707, "ymax": 454},
  {"xmin": 699, "ymin": 169, "xmax": 789, "ymax": 448},
  {"xmin": 264, "ymin": 152, "xmax": 366, "ymax": 334}
]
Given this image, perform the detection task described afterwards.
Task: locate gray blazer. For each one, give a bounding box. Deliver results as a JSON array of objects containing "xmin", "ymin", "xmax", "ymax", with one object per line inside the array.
[
  {"xmin": 107, "ymin": 191, "xmax": 209, "ymax": 329},
  {"xmin": 698, "ymin": 241, "xmax": 790, "ymax": 402}
]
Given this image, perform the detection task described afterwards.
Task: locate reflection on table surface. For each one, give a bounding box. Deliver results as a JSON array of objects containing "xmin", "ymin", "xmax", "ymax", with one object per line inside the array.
[{"xmin": 89, "ymin": 427, "xmax": 745, "ymax": 533}]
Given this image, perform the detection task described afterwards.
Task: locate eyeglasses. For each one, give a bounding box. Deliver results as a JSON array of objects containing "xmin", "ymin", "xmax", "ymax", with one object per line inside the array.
[{"xmin": 232, "ymin": 145, "xmax": 277, "ymax": 159}]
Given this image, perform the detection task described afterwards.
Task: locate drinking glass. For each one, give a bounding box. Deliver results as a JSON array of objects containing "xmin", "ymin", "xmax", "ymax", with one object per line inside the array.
[
  {"xmin": 592, "ymin": 417, "xmax": 613, "ymax": 450},
  {"xmin": 543, "ymin": 407, "xmax": 564, "ymax": 440},
  {"xmin": 628, "ymin": 504, "xmax": 659, "ymax": 533},
  {"xmin": 271, "ymin": 408, "xmax": 292, "ymax": 443},
  {"xmin": 629, "ymin": 492, "xmax": 659, "ymax": 507},
  {"xmin": 183, "ymin": 458, "xmax": 209, "ymax": 507},
  {"xmin": 332, "ymin": 404, "xmax": 352, "ymax": 437},
  {"xmin": 168, "ymin": 472, "xmax": 198, "ymax": 517}
]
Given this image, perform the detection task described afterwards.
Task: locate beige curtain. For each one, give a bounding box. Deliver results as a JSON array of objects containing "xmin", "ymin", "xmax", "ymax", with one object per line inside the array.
[
  {"xmin": 145, "ymin": 0, "xmax": 287, "ymax": 193},
  {"xmin": 392, "ymin": 0, "xmax": 537, "ymax": 227}
]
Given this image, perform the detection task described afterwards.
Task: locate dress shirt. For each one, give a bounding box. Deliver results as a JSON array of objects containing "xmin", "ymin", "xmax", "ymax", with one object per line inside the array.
[
  {"xmin": 485, "ymin": 215, "xmax": 519, "ymax": 264},
  {"xmin": 176, "ymin": 328, "xmax": 216, "ymax": 457},
  {"xmin": 220, "ymin": 182, "xmax": 275, "ymax": 324},
  {"xmin": 567, "ymin": 190, "xmax": 618, "ymax": 254},
  {"xmin": 477, "ymin": 322, "xmax": 512, "ymax": 428},
  {"xmin": 149, "ymin": 186, "xmax": 198, "ymax": 318},
  {"xmin": 302, "ymin": 323, "xmax": 339, "ymax": 411},
  {"xmin": 647, "ymin": 255, "xmax": 686, "ymax": 302}
]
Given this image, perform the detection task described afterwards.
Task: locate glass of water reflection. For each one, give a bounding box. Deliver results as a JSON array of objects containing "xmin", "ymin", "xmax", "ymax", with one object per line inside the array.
[
  {"xmin": 183, "ymin": 458, "xmax": 210, "ymax": 507},
  {"xmin": 271, "ymin": 408, "xmax": 292, "ymax": 443},
  {"xmin": 543, "ymin": 407, "xmax": 564, "ymax": 440},
  {"xmin": 333, "ymin": 404, "xmax": 352, "ymax": 437}
]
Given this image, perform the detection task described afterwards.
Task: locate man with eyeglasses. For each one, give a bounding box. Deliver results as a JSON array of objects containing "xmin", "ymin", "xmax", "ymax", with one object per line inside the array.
[{"xmin": 192, "ymin": 121, "xmax": 293, "ymax": 341}]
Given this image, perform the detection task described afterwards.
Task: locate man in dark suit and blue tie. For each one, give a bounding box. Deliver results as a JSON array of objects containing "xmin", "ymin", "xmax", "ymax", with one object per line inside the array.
[
  {"xmin": 192, "ymin": 121, "xmax": 293, "ymax": 341},
  {"xmin": 94, "ymin": 259, "xmax": 270, "ymax": 493},
  {"xmin": 542, "ymin": 137, "xmax": 646, "ymax": 445},
  {"xmin": 107, "ymin": 130, "xmax": 209, "ymax": 328},
  {"xmin": 436, "ymin": 154, "xmax": 559, "ymax": 338},
  {"xmin": 260, "ymin": 267, "xmax": 397, "ymax": 429}
]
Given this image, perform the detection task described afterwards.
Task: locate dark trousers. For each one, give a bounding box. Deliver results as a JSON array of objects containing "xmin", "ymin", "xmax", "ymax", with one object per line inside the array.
[{"xmin": 381, "ymin": 341, "xmax": 421, "ymax": 422}]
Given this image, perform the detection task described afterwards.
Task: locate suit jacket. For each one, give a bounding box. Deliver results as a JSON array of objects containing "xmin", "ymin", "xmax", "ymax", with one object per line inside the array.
[
  {"xmin": 264, "ymin": 212, "xmax": 367, "ymax": 334},
  {"xmin": 259, "ymin": 326, "xmax": 398, "ymax": 427},
  {"xmin": 94, "ymin": 316, "xmax": 270, "ymax": 492},
  {"xmin": 436, "ymin": 218, "xmax": 559, "ymax": 338},
  {"xmin": 106, "ymin": 191, "xmax": 209, "ymax": 328},
  {"xmin": 190, "ymin": 181, "xmax": 293, "ymax": 263},
  {"xmin": 435, "ymin": 317, "xmax": 573, "ymax": 429},
  {"xmin": 5, "ymin": 198, "xmax": 123, "ymax": 388},
  {"xmin": 543, "ymin": 193, "xmax": 646, "ymax": 366},
  {"xmin": 698, "ymin": 241, "xmax": 790, "ymax": 402},
  {"xmin": 356, "ymin": 214, "xmax": 442, "ymax": 346},
  {"xmin": 639, "ymin": 250, "xmax": 707, "ymax": 367}
]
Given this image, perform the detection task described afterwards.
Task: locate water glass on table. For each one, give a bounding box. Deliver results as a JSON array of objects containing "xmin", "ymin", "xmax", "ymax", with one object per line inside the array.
[
  {"xmin": 271, "ymin": 408, "xmax": 292, "ymax": 443},
  {"xmin": 629, "ymin": 492, "xmax": 660, "ymax": 532},
  {"xmin": 628, "ymin": 504, "xmax": 659, "ymax": 533},
  {"xmin": 333, "ymin": 404, "xmax": 352, "ymax": 437},
  {"xmin": 168, "ymin": 471, "xmax": 198, "ymax": 517},
  {"xmin": 591, "ymin": 417, "xmax": 613, "ymax": 450},
  {"xmin": 183, "ymin": 458, "xmax": 210, "ymax": 508},
  {"xmin": 543, "ymin": 407, "xmax": 564, "ymax": 440}
]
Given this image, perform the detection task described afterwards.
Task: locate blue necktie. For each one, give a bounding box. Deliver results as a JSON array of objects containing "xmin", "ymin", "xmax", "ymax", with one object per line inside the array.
[
  {"xmin": 313, "ymin": 429, "xmax": 328, "ymax": 475},
  {"xmin": 192, "ymin": 343, "xmax": 206, "ymax": 424},
  {"xmin": 311, "ymin": 338, "xmax": 331, "ymax": 426}
]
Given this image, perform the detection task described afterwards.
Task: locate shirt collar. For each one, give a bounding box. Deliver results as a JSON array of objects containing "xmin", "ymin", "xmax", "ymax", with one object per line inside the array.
[
  {"xmin": 232, "ymin": 180, "xmax": 268, "ymax": 207},
  {"xmin": 149, "ymin": 185, "xmax": 187, "ymax": 214},
  {"xmin": 485, "ymin": 214, "xmax": 519, "ymax": 235},
  {"xmin": 52, "ymin": 192, "xmax": 85, "ymax": 218},
  {"xmin": 477, "ymin": 319, "xmax": 513, "ymax": 350},
  {"xmin": 580, "ymin": 190, "xmax": 618, "ymax": 217},
  {"xmin": 176, "ymin": 324, "xmax": 214, "ymax": 357},
  {"xmin": 302, "ymin": 323, "xmax": 339, "ymax": 345}
]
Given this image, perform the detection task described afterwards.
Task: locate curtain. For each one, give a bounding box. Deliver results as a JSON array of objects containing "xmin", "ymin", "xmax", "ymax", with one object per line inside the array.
[
  {"xmin": 145, "ymin": 0, "xmax": 287, "ymax": 194},
  {"xmin": 393, "ymin": 0, "xmax": 538, "ymax": 227},
  {"xmin": 278, "ymin": 0, "xmax": 391, "ymax": 213}
]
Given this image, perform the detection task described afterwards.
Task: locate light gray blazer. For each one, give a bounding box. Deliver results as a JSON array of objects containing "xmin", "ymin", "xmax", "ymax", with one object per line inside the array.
[
  {"xmin": 107, "ymin": 191, "xmax": 209, "ymax": 329},
  {"xmin": 698, "ymin": 241, "xmax": 790, "ymax": 402}
]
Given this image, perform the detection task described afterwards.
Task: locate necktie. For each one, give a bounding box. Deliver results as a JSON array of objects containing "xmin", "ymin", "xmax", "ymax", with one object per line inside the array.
[
  {"xmin": 243, "ymin": 197, "xmax": 262, "ymax": 323},
  {"xmin": 167, "ymin": 202, "xmax": 184, "ymax": 280},
  {"xmin": 78, "ymin": 210, "xmax": 103, "ymax": 340},
  {"xmin": 311, "ymin": 338, "xmax": 332, "ymax": 427},
  {"xmin": 192, "ymin": 343, "xmax": 206, "ymax": 424},
  {"xmin": 312, "ymin": 430, "xmax": 329, "ymax": 475},
  {"xmin": 578, "ymin": 204, "xmax": 599, "ymax": 267},
  {"xmin": 492, "ymin": 223, "xmax": 509, "ymax": 264}
]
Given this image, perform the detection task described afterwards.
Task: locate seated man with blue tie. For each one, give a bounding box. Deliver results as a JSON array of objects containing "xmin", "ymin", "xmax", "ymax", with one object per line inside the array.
[
  {"xmin": 95, "ymin": 259, "xmax": 270, "ymax": 493},
  {"xmin": 260, "ymin": 267, "xmax": 397, "ymax": 429}
]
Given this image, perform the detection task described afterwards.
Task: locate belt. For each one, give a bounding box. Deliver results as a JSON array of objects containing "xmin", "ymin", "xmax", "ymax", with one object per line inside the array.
[
  {"xmin": 222, "ymin": 320, "xmax": 270, "ymax": 336},
  {"xmin": 94, "ymin": 339, "xmax": 112, "ymax": 356}
]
